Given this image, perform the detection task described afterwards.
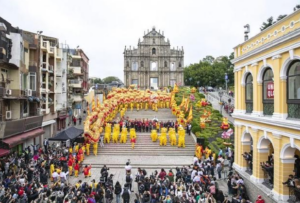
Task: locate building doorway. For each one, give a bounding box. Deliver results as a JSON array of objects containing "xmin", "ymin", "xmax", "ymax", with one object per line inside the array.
[{"xmin": 150, "ymin": 78, "xmax": 158, "ymax": 90}]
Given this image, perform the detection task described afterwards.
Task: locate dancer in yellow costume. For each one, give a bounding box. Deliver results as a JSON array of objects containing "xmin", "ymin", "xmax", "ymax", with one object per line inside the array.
[
  {"xmin": 93, "ymin": 143, "xmax": 98, "ymax": 156},
  {"xmin": 130, "ymin": 128, "xmax": 136, "ymax": 139},
  {"xmin": 151, "ymin": 129, "xmax": 158, "ymax": 142},
  {"xmin": 104, "ymin": 132, "xmax": 111, "ymax": 143},
  {"xmin": 169, "ymin": 128, "xmax": 176, "ymax": 146},
  {"xmin": 86, "ymin": 142, "xmax": 90, "ymax": 156},
  {"xmin": 178, "ymin": 127, "xmax": 186, "ymax": 148},
  {"xmin": 159, "ymin": 128, "xmax": 167, "ymax": 146},
  {"xmin": 50, "ymin": 163, "xmax": 55, "ymax": 181},
  {"xmin": 75, "ymin": 143, "xmax": 79, "ymax": 153},
  {"xmin": 120, "ymin": 127, "xmax": 128, "ymax": 143}
]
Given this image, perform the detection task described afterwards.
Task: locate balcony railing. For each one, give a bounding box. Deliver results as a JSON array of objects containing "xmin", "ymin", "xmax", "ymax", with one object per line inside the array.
[
  {"xmin": 1, "ymin": 115, "xmax": 43, "ymax": 139},
  {"xmin": 49, "ymin": 46, "xmax": 55, "ymax": 53},
  {"xmin": 29, "ymin": 61, "xmax": 37, "ymax": 67},
  {"xmin": 288, "ymin": 104, "xmax": 300, "ymax": 119},
  {"xmin": 42, "ymin": 41, "xmax": 48, "ymax": 49},
  {"xmin": 41, "ymin": 62, "xmax": 47, "ymax": 71},
  {"xmin": 48, "ymin": 65, "xmax": 54, "ymax": 72}
]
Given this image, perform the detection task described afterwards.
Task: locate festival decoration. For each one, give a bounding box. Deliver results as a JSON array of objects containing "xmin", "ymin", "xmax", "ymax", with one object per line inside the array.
[
  {"xmin": 220, "ymin": 117, "xmax": 230, "ymax": 130},
  {"xmin": 200, "ymin": 117, "xmax": 206, "ymax": 129},
  {"xmin": 222, "ymin": 128, "xmax": 233, "ymax": 146},
  {"xmin": 83, "ymin": 88, "xmax": 171, "ymax": 147},
  {"xmin": 191, "ymin": 87, "xmax": 197, "ymax": 93},
  {"xmin": 186, "ymin": 105, "xmax": 193, "ymax": 123},
  {"xmin": 201, "ymin": 98, "xmax": 208, "ymax": 107}
]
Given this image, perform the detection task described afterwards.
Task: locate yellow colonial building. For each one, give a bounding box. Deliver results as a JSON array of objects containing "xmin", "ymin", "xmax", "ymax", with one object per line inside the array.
[{"xmin": 232, "ymin": 10, "xmax": 300, "ymax": 201}]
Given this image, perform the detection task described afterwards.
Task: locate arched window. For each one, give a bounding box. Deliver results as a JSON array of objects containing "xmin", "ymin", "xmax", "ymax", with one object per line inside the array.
[
  {"xmin": 287, "ymin": 60, "xmax": 300, "ymax": 119},
  {"xmin": 164, "ymin": 61, "xmax": 167, "ymax": 67},
  {"xmin": 262, "ymin": 68, "xmax": 274, "ymax": 115},
  {"xmin": 179, "ymin": 62, "xmax": 182, "ymax": 68},
  {"xmin": 141, "ymin": 61, "xmax": 144, "ymax": 67},
  {"xmin": 245, "ymin": 74, "xmax": 253, "ymax": 113},
  {"xmin": 126, "ymin": 61, "xmax": 129, "ymax": 67},
  {"xmin": 152, "ymin": 48, "xmax": 156, "ymax": 55}
]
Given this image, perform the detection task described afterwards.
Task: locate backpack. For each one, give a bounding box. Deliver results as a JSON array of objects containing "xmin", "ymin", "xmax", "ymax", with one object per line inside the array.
[
  {"xmin": 176, "ymin": 171, "xmax": 182, "ymax": 178},
  {"xmin": 122, "ymin": 188, "xmax": 130, "ymax": 200},
  {"xmin": 126, "ymin": 175, "xmax": 131, "ymax": 183},
  {"xmin": 139, "ymin": 184, "xmax": 145, "ymax": 193},
  {"xmin": 105, "ymin": 188, "xmax": 112, "ymax": 199},
  {"xmin": 140, "ymin": 175, "xmax": 145, "ymax": 182},
  {"xmin": 115, "ymin": 185, "xmax": 121, "ymax": 195},
  {"xmin": 143, "ymin": 169, "xmax": 147, "ymax": 176}
]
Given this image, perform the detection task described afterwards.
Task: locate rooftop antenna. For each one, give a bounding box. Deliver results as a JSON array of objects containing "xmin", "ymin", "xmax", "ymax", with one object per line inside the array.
[{"xmin": 244, "ymin": 24, "xmax": 250, "ymax": 41}]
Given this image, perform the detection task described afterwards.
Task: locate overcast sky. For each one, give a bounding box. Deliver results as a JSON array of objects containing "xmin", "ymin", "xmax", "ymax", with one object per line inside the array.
[{"xmin": 0, "ymin": 0, "xmax": 298, "ymax": 81}]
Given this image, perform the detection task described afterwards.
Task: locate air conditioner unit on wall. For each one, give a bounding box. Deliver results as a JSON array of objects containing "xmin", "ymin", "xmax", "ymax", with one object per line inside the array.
[
  {"xmin": 6, "ymin": 89, "xmax": 11, "ymax": 95},
  {"xmin": 25, "ymin": 89, "xmax": 32, "ymax": 96},
  {"xmin": 6, "ymin": 111, "xmax": 11, "ymax": 119}
]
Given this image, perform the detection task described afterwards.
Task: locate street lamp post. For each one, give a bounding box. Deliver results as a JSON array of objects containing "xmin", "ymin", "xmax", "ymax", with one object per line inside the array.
[
  {"xmin": 225, "ymin": 73, "xmax": 228, "ymax": 93},
  {"xmin": 218, "ymin": 91, "xmax": 224, "ymax": 114}
]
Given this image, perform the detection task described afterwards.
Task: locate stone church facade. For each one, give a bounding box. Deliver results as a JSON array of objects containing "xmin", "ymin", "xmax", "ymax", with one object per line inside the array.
[{"xmin": 124, "ymin": 27, "xmax": 184, "ymax": 89}]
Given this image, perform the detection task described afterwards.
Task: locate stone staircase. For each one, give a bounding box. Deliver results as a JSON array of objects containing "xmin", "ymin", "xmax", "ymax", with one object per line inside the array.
[{"xmin": 84, "ymin": 108, "xmax": 196, "ymax": 169}]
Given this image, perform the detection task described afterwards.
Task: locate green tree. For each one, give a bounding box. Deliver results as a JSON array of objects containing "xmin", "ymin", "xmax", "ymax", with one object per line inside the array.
[
  {"xmin": 102, "ymin": 76, "xmax": 122, "ymax": 84},
  {"xmin": 202, "ymin": 56, "xmax": 215, "ymax": 64},
  {"xmin": 92, "ymin": 78, "xmax": 103, "ymax": 84},
  {"xmin": 184, "ymin": 53, "xmax": 234, "ymax": 88},
  {"xmin": 277, "ymin": 14, "xmax": 287, "ymax": 21},
  {"xmin": 260, "ymin": 17, "xmax": 275, "ymax": 31}
]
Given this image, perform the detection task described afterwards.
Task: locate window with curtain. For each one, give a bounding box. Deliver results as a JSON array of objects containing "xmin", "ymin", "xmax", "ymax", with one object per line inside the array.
[
  {"xmin": 287, "ymin": 60, "xmax": 300, "ymax": 119},
  {"xmin": 245, "ymin": 73, "xmax": 253, "ymax": 113},
  {"xmin": 29, "ymin": 72, "xmax": 36, "ymax": 91},
  {"xmin": 262, "ymin": 68, "xmax": 274, "ymax": 115}
]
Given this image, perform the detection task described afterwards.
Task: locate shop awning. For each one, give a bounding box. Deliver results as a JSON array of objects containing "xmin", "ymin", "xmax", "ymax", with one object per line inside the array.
[
  {"xmin": 0, "ymin": 149, "xmax": 10, "ymax": 157},
  {"xmin": 58, "ymin": 115, "xmax": 68, "ymax": 120},
  {"xmin": 2, "ymin": 128, "xmax": 44, "ymax": 148},
  {"xmin": 49, "ymin": 127, "xmax": 83, "ymax": 141}
]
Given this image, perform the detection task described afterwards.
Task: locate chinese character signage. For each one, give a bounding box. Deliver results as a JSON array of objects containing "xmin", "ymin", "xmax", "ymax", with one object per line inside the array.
[{"xmin": 267, "ymin": 82, "xmax": 274, "ymax": 98}]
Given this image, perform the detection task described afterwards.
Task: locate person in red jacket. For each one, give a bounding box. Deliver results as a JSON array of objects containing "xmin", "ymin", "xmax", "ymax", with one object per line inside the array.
[
  {"xmin": 131, "ymin": 137, "xmax": 136, "ymax": 149},
  {"xmin": 74, "ymin": 161, "xmax": 80, "ymax": 177},
  {"xmin": 255, "ymin": 195, "xmax": 265, "ymax": 203},
  {"xmin": 68, "ymin": 158, "xmax": 74, "ymax": 176},
  {"xmin": 83, "ymin": 164, "xmax": 92, "ymax": 178}
]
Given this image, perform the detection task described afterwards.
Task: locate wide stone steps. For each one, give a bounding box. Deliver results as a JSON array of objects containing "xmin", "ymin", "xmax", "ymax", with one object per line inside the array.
[{"xmin": 82, "ymin": 163, "xmax": 189, "ymax": 169}]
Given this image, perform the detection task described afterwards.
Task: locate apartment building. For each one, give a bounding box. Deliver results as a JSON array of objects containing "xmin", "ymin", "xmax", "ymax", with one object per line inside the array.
[
  {"xmin": 67, "ymin": 49, "xmax": 89, "ymax": 118},
  {"xmin": 0, "ymin": 18, "xmax": 43, "ymax": 155}
]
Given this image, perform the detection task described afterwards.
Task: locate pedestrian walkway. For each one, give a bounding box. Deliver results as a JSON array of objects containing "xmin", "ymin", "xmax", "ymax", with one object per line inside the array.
[{"xmin": 206, "ymin": 92, "xmax": 234, "ymax": 124}]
